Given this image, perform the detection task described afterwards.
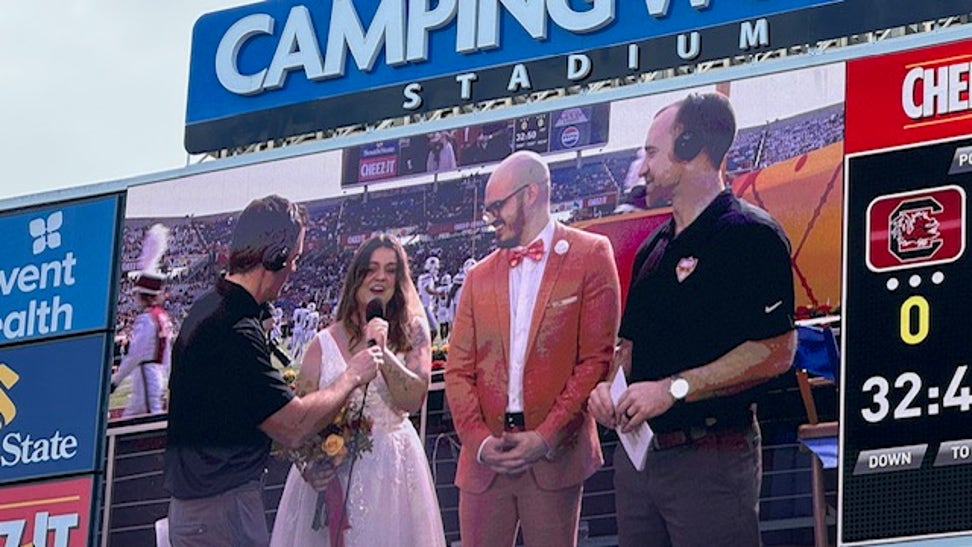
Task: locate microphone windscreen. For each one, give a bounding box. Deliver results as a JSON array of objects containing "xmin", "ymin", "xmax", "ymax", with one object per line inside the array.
[{"xmin": 366, "ymin": 298, "xmax": 385, "ymax": 322}]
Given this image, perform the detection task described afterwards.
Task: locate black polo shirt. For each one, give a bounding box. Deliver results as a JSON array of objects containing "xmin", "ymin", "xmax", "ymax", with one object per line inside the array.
[
  {"xmin": 619, "ymin": 190, "xmax": 794, "ymax": 433},
  {"xmin": 164, "ymin": 278, "xmax": 293, "ymax": 499}
]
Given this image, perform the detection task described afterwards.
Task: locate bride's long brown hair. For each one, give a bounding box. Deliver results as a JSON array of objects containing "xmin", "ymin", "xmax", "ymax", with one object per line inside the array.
[{"xmin": 335, "ymin": 234, "xmax": 423, "ymax": 352}]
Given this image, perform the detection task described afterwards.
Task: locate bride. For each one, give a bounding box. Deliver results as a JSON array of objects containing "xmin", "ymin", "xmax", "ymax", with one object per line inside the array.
[{"xmin": 270, "ymin": 235, "xmax": 446, "ymax": 546}]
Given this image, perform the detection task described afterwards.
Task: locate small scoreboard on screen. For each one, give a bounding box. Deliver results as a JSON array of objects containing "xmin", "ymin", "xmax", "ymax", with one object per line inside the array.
[{"xmin": 842, "ymin": 135, "xmax": 972, "ymax": 544}]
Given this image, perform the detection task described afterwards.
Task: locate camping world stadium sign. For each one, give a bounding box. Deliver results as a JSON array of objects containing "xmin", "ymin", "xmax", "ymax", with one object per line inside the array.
[{"xmin": 183, "ymin": 0, "xmax": 967, "ymax": 153}]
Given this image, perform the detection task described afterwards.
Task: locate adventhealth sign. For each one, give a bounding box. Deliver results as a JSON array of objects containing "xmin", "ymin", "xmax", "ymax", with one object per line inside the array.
[
  {"xmin": 185, "ymin": 0, "xmax": 835, "ymax": 152},
  {"xmin": 0, "ymin": 196, "xmax": 119, "ymax": 346}
]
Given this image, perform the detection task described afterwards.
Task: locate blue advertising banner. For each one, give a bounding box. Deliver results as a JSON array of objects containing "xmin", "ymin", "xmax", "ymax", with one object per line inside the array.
[
  {"xmin": 183, "ymin": 0, "xmax": 971, "ymax": 153},
  {"xmin": 0, "ymin": 334, "xmax": 108, "ymax": 483},
  {"xmin": 186, "ymin": 0, "xmax": 835, "ymax": 124},
  {"xmin": 0, "ymin": 195, "xmax": 120, "ymax": 346}
]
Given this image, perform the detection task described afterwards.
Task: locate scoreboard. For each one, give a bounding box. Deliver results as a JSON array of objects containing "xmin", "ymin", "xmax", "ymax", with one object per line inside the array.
[{"xmin": 843, "ymin": 136, "xmax": 972, "ymax": 544}]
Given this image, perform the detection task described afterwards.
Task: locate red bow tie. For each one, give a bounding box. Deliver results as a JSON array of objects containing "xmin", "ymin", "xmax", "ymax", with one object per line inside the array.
[{"xmin": 508, "ymin": 239, "xmax": 544, "ymax": 268}]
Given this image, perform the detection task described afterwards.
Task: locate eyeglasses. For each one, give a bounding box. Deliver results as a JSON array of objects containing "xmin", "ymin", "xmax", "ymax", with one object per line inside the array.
[{"xmin": 482, "ymin": 184, "xmax": 531, "ymax": 220}]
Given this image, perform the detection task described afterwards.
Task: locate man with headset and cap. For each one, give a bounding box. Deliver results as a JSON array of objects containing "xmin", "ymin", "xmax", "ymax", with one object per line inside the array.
[
  {"xmin": 111, "ymin": 224, "xmax": 173, "ymax": 418},
  {"xmin": 589, "ymin": 92, "xmax": 797, "ymax": 546},
  {"xmin": 164, "ymin": 195, "xmax": 384, "ymax": 546}
]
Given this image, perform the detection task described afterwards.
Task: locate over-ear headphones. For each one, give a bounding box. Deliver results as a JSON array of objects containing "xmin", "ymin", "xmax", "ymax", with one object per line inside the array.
[
  {"xmin": 262, "ymin": 243, "xmax": 290, "ymax": 272},
  {"xmin": 673, "ymin": 93, "xmax": 705, "ymax": 162}
]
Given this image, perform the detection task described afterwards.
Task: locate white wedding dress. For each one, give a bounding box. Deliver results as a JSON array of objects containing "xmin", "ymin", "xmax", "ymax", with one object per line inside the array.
[{"xmin": 270, "ymin": 330, "xmax": 446, "ymax": 547}]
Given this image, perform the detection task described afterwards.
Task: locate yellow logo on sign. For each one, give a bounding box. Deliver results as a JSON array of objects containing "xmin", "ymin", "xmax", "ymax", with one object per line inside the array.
[{"xmin": 0, "ymin": 363, "xmax": 20, "ymax": 429}]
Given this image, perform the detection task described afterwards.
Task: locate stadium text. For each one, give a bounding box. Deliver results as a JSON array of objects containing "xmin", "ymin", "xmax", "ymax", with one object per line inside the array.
[
  {"xmin": 215, "ymin": 0, "xmax": 758, "ymax": 96},
  {"xmin": 902, "ymin": 60, "xmax": 971, "ymax": 120},
  {"xmin": 401, "ymin": 19, "xmax": 769, "ymax": 110}
]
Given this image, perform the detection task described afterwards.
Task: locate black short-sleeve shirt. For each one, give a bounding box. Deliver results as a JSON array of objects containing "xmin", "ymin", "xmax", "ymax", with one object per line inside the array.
[
  {"xmin": 619, "ymin": 190, "xmax": 794, "ymax": 433},
  {"xmin": 163, "ymin": 278, "xmax": 293, "ymax": 499}
]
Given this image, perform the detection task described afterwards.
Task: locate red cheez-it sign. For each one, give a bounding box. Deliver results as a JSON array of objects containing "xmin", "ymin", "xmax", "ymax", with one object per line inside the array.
[
  {"xmin": 867, "ymin": 186, "xmax": 966, "ymax": 272},
  {"xmin": 0, "ymin": 476, "xmax": 92, "ymax": 547},
  {"xmin": 847, "ymin": 39, "xmax": 972, "ymax": 154}
]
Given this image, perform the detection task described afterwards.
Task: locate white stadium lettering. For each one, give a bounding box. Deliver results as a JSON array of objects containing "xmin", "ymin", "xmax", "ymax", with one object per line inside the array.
[{"xmin": 215, "ymin": 0, "xmax": 619, "ymax": 96}]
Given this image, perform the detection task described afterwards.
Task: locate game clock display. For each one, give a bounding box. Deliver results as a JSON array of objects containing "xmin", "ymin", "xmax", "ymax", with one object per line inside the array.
[{"xmin": 842, "ymin": 136, "xmax": 972, "ymax": 544}]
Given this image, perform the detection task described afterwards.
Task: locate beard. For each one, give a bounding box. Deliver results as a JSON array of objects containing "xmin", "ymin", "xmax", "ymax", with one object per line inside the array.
[{"xmin": 494, "ymin": 200, "xmax": 526, "ymax": 248}]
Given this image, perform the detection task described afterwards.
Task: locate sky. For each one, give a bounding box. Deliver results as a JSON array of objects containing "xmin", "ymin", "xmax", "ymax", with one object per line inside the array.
[
  {"xmin": 0, "ymin": 1, "xmax": 844, "ymax": 206},
  {"xmin": 0, "ymin": 1, "xmax": 249, "ymax": 201}
]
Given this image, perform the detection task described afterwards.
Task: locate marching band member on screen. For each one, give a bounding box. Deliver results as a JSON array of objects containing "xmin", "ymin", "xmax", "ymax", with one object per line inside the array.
[
  {"xmin": 111, "ymin": 223, "xmax": 172, "ymax": 418},
  {"xmin": 588, "ymin": 92, "xmax": 797, "ymax": 546},
  {"xmin": 445, "ymin": 150, "xmax": 621, "ymax": 546},
  {"xmin": 164, "ymin": 195, "xmax": 381, "ymax": 547}
]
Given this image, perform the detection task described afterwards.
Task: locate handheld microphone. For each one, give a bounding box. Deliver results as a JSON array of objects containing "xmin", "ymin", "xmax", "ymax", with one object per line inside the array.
[
  {"xmin": 268, "ymin": 339, "xmax": 291, "ymax": 367},
  {"xmin": 365, "ymin": 298, "xmax": 385, "ymax": 347}
]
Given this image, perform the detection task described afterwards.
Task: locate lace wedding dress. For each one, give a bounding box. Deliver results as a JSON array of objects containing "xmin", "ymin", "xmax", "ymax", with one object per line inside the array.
[{"xmin": 270, "ymin": 330, "xmax": 446, "ymax": 546}]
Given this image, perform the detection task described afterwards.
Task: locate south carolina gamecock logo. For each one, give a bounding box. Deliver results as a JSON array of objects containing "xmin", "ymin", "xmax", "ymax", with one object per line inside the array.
[
  {"xmin": 866, "ymin": 186, "xmax": 966, "ymax": 272},
  {"xmin": 889, "ymin": 199, "xmax": 943, "ymax": 262}
]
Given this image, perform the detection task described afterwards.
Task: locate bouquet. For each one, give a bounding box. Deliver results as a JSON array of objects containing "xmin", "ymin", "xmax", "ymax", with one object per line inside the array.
[
  {"xmin": 272, "ymin": 400, "xmax": 374, "ymax": 538},
  {"xmin": 431, "ymin": 343, "xmax": 448, "ymax": 370}
]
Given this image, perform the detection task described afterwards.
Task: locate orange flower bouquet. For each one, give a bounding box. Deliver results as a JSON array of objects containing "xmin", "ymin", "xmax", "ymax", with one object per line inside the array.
[{"xmin": 272, "ymin": 401, "xmax": 373, "ymax": 533}]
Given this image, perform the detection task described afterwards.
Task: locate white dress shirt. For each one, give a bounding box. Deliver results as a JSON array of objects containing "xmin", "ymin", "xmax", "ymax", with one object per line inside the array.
[
  {"xmin": 477, "ymin": 219, "xmax": 557, "ymax": 462},
  {"xmin": 507, "ymin": 219, "xmax": 556, "ymax": 413}
]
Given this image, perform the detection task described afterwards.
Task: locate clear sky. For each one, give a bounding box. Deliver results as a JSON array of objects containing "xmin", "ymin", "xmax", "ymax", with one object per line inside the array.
[{"xmin": 0, "ymin": 1, "xmax": 249, "ymax": 201}]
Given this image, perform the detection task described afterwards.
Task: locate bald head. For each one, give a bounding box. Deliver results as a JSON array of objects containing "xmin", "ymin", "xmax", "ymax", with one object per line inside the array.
[
  {"xmin": 484, "ymin": 151, "xmax": 552, "ymax": 247},
  {"xmin": 490, "ymin": 150, "xmax": 550, "ymax": 191}
]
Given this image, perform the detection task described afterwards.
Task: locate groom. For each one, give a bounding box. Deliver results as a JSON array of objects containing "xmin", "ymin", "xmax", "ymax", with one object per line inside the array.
[{"xmin": 445, "ymin": 151, "xmax": 621, "ymax": 546}]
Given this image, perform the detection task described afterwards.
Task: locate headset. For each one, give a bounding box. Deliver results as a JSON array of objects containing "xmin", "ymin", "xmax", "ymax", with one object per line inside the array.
[
  {"xmin": 261, "ymin": 243, "xmax": 291, "ymax": 272},
  {"xmin": 260, "ymin": 201, "xmax": 301, "ymax": 272},
  {"xmin": 673, "ymin": 93, "xmax": 705, "ymax": 162}
]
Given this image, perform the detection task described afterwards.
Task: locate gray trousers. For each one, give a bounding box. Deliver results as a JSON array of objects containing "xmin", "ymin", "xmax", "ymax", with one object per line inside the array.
[
  {"xmin": 168, "ymin": 480, "xmax": 268, "ymax": 547},
  {"xmin": 613, "ymin": 422, "xmax": 762, "ymax": 547}
]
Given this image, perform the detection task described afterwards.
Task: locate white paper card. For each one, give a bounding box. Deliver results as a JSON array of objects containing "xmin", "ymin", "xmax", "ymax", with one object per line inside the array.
[{"xmin": 610, "ymin": 368, "xmax": 653, "ymax": 472}]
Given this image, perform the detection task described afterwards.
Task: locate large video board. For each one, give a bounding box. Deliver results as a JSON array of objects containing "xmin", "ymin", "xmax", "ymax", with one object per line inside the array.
[{"xmin": 111, "ymin": 62, "xmax": 845, "ymax": 421}]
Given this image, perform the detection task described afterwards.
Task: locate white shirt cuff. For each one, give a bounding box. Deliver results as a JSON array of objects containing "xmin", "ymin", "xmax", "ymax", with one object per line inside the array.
[{"xmin": 476, "ymin": 437, "xmax": 491, "ymax": 464}]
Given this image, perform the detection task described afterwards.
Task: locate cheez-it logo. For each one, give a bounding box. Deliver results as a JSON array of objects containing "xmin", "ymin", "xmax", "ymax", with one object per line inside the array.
[
  {"xmin": 867, "ymin": 186, "xmax": 966, "ymax": 273},
  {"xmin": 901, "ymin": 54, "xmax": 972, "ymax": 127},
  {"xmin": 0, "ymin": 363, "xmax": 20, "ymax": 429}
]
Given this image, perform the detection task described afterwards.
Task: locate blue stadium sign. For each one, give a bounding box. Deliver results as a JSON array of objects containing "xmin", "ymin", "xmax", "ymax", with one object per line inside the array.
[
  {"xmin": 0, "ymin": 195, "xmax": 120, "ymax": 347},
  {"xmin": 0, "ymin": 334, "xmax": 108, "ymax": 483},
  {"xmin": 185, "ymin": 0, "xmax": 833, "ymax": 151},
  {"xmin": 184, "ymin": 0, "xmax": 970, "ymax": 153}
]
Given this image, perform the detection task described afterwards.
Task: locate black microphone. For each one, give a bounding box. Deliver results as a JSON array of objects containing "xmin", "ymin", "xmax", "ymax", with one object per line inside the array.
[
  {"xmin": 268, "ymin": 339, "xmax": 291, "ymax": 367},
  {"xmin": 365, "ymin": 298, "xmax": 385, "ymax": 347}
]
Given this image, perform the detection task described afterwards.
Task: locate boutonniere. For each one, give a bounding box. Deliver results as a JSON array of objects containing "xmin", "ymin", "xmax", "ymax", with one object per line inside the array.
[
  {"xmin": 554, "ymin": 239, "xmax": 569, "ymax": 255},
  {"xmin": 675, "ymin": 256, "xmax": 698, "ymax": 283}
]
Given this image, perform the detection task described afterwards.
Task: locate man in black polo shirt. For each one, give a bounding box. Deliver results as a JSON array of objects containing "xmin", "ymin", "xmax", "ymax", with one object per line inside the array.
[
  {"xmin": 164, "ymin": 195, "xmax": 382, "ymax": 547},
  {"xmin": 590, "ymin": 93, "xmax": 797, "ymax": 546}
]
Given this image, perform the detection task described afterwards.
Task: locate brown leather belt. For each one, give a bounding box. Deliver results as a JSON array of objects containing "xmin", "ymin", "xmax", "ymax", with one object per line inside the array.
[{"xmin": 651, "ymin": 423, "xmax": 751, "ymax": 451}]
